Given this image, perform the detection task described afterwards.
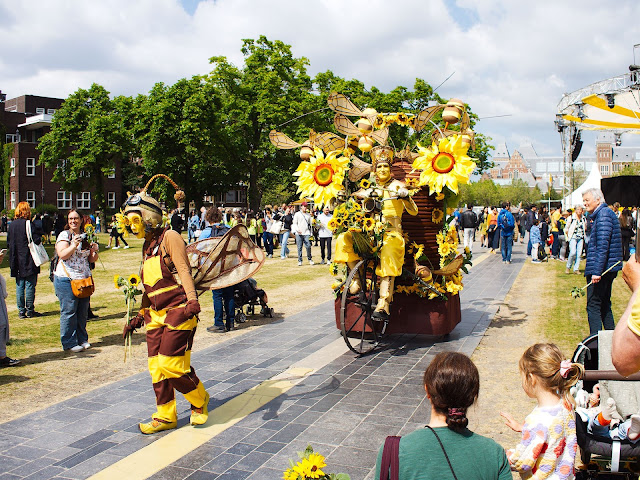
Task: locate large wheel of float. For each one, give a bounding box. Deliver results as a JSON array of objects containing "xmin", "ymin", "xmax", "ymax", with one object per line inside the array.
[{"xmin": 340, "ymin": 258, "xmax": 386, "ymax": 355}]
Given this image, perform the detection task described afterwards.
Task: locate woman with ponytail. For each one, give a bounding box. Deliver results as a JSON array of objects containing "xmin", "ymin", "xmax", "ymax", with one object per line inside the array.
[
  {"xmin": 501, "ymin": 343, "xmax": 583, "ymax": 479},
  {"xmin": 376, "ymin": 352, "xmax": 511, "ymax": 479}
]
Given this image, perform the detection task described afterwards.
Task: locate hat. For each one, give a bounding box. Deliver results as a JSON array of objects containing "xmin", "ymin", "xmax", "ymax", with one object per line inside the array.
[{"xmin": 370, "ymin": 146, "xmax": 395, "ymax": 170}]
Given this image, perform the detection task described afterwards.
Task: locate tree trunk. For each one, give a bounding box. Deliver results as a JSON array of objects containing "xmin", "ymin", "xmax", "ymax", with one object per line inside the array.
[{"xmin": 248, "ymin": 164, "xmax": 262, "ymax": 211}]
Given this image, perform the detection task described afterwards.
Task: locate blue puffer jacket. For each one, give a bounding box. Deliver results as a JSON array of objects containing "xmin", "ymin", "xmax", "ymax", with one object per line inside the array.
[{"xmin": 584, "ymin": 203, "xmax": 623, "ymax": 277}]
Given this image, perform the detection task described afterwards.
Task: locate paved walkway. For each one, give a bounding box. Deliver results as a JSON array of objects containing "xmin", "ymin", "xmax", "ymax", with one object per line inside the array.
[{"xmin": 0, "ymin": 240, "xmax": 526, "ymax": 480}]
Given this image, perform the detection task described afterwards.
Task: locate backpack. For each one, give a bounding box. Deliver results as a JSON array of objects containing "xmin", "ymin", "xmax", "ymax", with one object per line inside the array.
[{"xmin": 501, "ymin": 211, "xmax": 515, "ymax": 232}]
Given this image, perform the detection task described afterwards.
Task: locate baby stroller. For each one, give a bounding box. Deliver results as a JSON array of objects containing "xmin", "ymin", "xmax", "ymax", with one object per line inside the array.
[
  {"xmin": 572, "ymin": 331, "xmax": 640, "ymax": 479},
  {"xmin": 234, "ymin": 278, "xmax": 273, "ymax": 324}
]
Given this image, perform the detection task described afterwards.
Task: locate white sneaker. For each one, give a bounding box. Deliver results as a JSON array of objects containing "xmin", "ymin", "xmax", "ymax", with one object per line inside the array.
[
  {"xmin": 69, "ymin": 345, "xmax": 84, "ymax": 353},
  {"xmin": 298, "ymin": 261, "xmax": 302, "ymax": 266},
  {"xmin": 123, "ymin": 245, "xmax": 130, "ymax": 249},
  {"xmin": 81, "ymin": 342, "xmax": 91, "ymax": 350},
  {"xmin": 105, "ymin": 246, "xmax": 111, "ymax": 249},
  {"xmin": 112, "ymin": 246, "xmax": 120, "ymax": 250},
  {"xmin": 309, "ymin": 260, "xmax": 314, "ymax": 265}
]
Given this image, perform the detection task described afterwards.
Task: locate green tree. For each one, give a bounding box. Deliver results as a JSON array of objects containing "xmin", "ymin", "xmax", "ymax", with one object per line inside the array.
[
  {"xmin": 38, "ymin": 84, "xmax": 134, "ymax": 213},
  {"xmin": 206, "ymin": 36, "xmax": 314, "ymax": 210},
  {"xmin": 613, "ymin": 164, "xmax": 640, "ymax": 176},
  {"xmin": 565, "ymin": 163, "xmax": 588, "ymax": 191},
  {"xmin": 134, "ymin": 77, "xmax": 229, "ymax": 211}
]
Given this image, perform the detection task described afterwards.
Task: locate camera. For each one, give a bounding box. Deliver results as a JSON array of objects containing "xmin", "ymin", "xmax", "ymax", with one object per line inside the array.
[{"xmin": 77, "ymin": 233, "xmax": 87, "ymax": 241}]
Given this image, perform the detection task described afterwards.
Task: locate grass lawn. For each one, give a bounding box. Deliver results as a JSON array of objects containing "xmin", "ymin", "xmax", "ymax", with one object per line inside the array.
[{"xmin": 533, "ymin": 257, "xmax": 632, "ymax": 355}]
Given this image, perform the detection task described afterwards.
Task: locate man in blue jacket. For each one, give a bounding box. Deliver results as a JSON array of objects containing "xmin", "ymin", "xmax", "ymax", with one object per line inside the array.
[
  {"xmin": 497, "ymin": 202, "xmax": 515, "ymax": 263},
  {"xmin": 583, "ymin": 188, "xmax": 623, "ymax": 335}
]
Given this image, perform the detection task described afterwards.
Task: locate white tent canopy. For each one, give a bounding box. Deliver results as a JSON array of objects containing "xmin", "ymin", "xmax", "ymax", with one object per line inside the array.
[{"xmin": 562, "ymin": 163, "xmax": 602, "ymax": 209}]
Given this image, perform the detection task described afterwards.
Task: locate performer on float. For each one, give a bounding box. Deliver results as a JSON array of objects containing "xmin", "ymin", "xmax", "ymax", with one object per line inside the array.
[
  {"xmin": 334, "ymin": 146, "xmax": 418, "ymax": 320},
  {"xmin": 121, "ymin": 175, "xmax": 209, "ymax": 434}
]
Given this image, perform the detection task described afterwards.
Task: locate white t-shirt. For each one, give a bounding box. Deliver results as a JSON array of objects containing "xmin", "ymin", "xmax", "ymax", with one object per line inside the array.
[
  {"xmin": 55, "ymin": 230, "xmax": 91, "ymax": 280},
  {"xmin": 292, "ymin": 211, "xmax": 312, "ymax": 236},
  {"xmin": 316, "ymin": 212, "xmax": 333, "ymax": 238}
]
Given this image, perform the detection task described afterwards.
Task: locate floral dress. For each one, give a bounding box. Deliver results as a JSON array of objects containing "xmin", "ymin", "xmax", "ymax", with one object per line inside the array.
[{"xmin": 508, "ymin": 401, "xmax": 577, "ymax": 479}]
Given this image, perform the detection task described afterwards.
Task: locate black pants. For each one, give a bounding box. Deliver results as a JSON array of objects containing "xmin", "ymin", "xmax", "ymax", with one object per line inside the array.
[
  {"xmin": 586, "ymin": 271, "xmax": 617, "ymax": 336},
  {"xmin": 320, "ymin": 237, "xmax": 332, "ymax": 262}
]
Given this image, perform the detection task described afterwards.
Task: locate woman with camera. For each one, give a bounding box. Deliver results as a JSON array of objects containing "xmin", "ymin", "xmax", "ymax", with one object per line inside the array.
[{"xmin": 53, "ymin": 209, "xmax": 99, "ymax": 353}]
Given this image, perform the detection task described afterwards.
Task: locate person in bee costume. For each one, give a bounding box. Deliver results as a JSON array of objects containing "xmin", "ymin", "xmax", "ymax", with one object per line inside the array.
[
  {"xmin": 335, "ymin": 146, "xmax": 418, "ymax": 321},
  {"xmin": 121, "ymin": 174, "xmax": 209, "ymax": 434}
]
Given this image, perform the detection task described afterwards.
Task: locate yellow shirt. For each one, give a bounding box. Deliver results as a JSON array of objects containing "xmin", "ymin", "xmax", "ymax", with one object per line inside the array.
[
  {"xmin": 628, "ymin": 292, "xmax": 640, "ymax": 337},
  {"xmin": 551, "ymin": 210, "xmax": 561, "ymax": 233}
]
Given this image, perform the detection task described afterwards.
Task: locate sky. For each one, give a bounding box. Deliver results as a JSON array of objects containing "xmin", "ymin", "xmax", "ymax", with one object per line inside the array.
[{"xmin": 1, "ymin": 0, "xmax": 639, "ymax": 159}]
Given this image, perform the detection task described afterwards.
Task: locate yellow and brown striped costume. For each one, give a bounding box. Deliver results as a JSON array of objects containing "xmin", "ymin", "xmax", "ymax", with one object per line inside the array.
[{"xmin": 141, "ymin": 228, "xmax": 208, "ymax": 423}]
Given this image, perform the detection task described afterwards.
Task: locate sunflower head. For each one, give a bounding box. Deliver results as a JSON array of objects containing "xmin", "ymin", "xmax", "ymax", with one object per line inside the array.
[
  {"xmin": 432, "ymin": 208, "xmax": 444, "ymax": 224},
  {"xmin": 363, "ymin": 217, "xmax": 375, "ymax": 230},
  {"xmin": 128, "ymin": 274, "xmax": 141, "ymax": 287},
  {"xmin": 294, "ymin": 148, "xmax": 349, "ymax": 207}
]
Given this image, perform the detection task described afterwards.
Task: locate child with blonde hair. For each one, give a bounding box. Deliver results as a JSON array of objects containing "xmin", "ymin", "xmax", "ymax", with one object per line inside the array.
[{"xmin": 501, "ymin": 343, "xmax": 584, "ymax": 479}]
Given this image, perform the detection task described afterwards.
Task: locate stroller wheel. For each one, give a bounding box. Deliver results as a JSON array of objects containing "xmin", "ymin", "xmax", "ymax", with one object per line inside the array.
[{"xmin": 237, "ymin": 312, "xmax": 247, "ymax": 324}]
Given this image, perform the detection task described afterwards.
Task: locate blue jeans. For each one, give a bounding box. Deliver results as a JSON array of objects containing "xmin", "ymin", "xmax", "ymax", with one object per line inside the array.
[
  {"xmin": 551, "ymin": 231, "xmax": 560, "ymax": 257},
  {"xmin": 589, "ymin": 414, "xmax": 637, "ymax": 442},
  {"xmin": 500, "ymin": 234, "xmax": 513, "ymax": 261},
  {"xmin": 262, "ymin": 232, "xmax": 273, "ymax": 256},
  {"xmin": 54, "ymin": 276, "xmax": 90, "ymax": 350},
  {"xmin": 212, "ymin": 286, "xmax": 235, "ymax": 328},
  {"xmin": 280, "ymin": 231, "xmax": 290, "ymax": 258},
  {"xmin": 586, "ymin": 271, "xmax": 617, "ymax": 336},
  {"xmin": 16, "ymin": 274, "xmax": 38, "ymax": 316},
  {"xmin": 566, "ymin": 237, "xmax": 584, "ymax": 272},
  {"xmin": 296, "ymin": 234, "xmax": 312, "ymax": 262}
]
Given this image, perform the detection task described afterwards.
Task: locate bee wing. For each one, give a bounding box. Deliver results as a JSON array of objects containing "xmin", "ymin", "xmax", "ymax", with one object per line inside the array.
[
  {"xmin": 328, "ymin": 92, "xmax": 363, "ymax": 117},
  {"xmin": 460, "ymin": 111, "xmax": 471, "ymax": 131},
  {"xmin": 269, "ymin": 130, "xmax": 302, "ymax": 150},
  {"xmin": 370, "ymin": 127, "xmax": 389, "ymax": 145},
  {"xmin": 334, "ymin": 114, "xmax": 361, "ymax": 137},
  {"xmin": 316, "ymin": 132, "xmax": 346, "ymax": 153},
  {"xmin": 365, "ymin": 110, "xmax": 379, "ymax": 125},
  {"xmin": 414, "ymin": 105, "xmax": 444, "ymax": 132}
]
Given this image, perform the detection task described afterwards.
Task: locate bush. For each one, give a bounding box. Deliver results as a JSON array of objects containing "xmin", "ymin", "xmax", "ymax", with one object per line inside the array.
[{"xmin": 34, "ymin": 204, "xmax": 58, "ymax": 215}]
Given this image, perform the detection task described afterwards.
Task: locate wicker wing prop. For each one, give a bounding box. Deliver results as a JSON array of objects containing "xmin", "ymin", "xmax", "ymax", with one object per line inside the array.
[{"xmin": 186, "ymin": 225, "xmax": 265, "ymax": 291}]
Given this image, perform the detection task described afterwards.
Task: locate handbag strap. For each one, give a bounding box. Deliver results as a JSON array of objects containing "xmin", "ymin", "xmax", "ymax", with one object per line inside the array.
[
  {"xmin": 425, "ymin": 426, "xmax": 459, "ymax": 480},
  {"xmin": 26, "ymin": 220, "xmax": 34, "ymax": 244},
  {"xmin": 379, "ymin": 435, "xmax": 400, "ymax": 480}
]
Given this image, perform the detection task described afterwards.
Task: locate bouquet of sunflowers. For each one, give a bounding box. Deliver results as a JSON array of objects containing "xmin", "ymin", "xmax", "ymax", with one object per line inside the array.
[
  {"xmin": 114, "ymin": 274, "xmax": 143, "ymax": 361},
  {"xmin": 83, "ymin": 223, "xmax": 99, "ymax": 244},
  {"xmin": 329, "ymin": 198, "xmax": 387, "ymax": 258},
  {"xmin": 284, "ymin": 445, "xmax": 350, "ymax": 480}
]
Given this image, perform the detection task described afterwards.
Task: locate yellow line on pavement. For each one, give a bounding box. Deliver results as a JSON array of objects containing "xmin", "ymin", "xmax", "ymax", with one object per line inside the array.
[
  {"xmin": 88, "ymin": 337, "xmax": 348, "ymax": 480},
  {"xmin": 471, "ymin": 251, "xmax": 491, "ymax": 267}
]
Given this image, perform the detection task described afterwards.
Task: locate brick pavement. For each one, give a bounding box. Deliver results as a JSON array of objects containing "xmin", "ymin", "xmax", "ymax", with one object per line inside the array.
[{"xmin": 0, "ymin": 240, "xmax": 526, "ymax": 480}]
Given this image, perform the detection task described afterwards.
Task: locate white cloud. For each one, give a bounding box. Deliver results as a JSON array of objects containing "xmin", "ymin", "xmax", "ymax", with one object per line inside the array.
[{"xmin": 1, "ymin": 0, "xmax": 639, "ymax": 157}]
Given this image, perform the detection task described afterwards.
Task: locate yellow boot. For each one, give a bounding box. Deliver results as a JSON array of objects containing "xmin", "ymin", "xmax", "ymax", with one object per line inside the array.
[
  {"xmin": 190, "ymin": 392, "xmax": 210, "ymax": 426},
  {"xmin": 139, "ymin": 418, "xmax": 177, "ymax": 435},
  {"xmin": 347, "ymin": 261, "xmax": 362, "ymax": 294}
]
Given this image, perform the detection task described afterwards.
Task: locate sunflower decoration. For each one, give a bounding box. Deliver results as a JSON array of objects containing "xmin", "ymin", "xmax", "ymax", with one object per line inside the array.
[
  {"xmin": 293, "ymin": 147, "xmax": 349, "ymax": 207},
  {"xmin": 412, "ymin": 134, "xmax": 476, "ymax": 196},
  {"xmin": 283, "ymin": 445, "xmax": 348, "ymax": 480},
  {"xmin": 359, "ymin": 178, "xmax": 371, "ymax": 189},
  {"xmin": 432, "ymin": 208, "xmax": 444, "ymax": 224},
  {"xmin": 327, "ymin": 218, "xmax": 338, "ymax": 231},
  {"xmin": 114, "ymin": 273, "xmax": 144, "ymax": 362},
  {"xmin": 363, "ymin": 217, "xmax": 375, "ymax": 231}
]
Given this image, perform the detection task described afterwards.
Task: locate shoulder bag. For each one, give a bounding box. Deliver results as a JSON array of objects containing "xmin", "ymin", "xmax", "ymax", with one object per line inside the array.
[
  {"xmin": 60, "ymin": 257, "xmax": 95, "ymax": 298},
  {"xmin": 268, "ymin": 219, "xmax": 282, "ymax": 235},
  {"xmin": 379, "ymin": 435, "xmax": 401, "ymax": 480},
  {"xmin": 26, "ymin": 220, "xmax": 50, "ymax": 267}
]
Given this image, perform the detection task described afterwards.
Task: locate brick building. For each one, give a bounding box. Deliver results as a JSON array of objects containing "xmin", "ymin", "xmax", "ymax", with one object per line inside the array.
[{"xmin": 1, "ymin": 90, "xmax": 123, "ymax": 213}]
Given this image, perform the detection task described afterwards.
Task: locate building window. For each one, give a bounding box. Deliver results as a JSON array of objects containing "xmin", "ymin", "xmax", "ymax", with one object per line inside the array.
[
  {"xmin": 10, "ymin": 158, "xmax": 15, "ymax": 176},
  {"xmin": 76, "ymin": 192, "xmax": 91, "ymax": 210},
  {"xmin": 107, "ymin": 168, "xmax": 115, "ymax": 179},
  {"xmin": 47, "ymin": 108, "xmax": 56, "ymax": 115},
  {"xmin": 35, "ymin": 107, "xmax": 45, "ymax": 115},
  {"xmin": 10, "ymin": 192, "xmax": 15, "ymax": 209},
  {"xmin": 57, "ymin": 191, "xmax": 72, "ymax": 209},
  {"xmin": 26, "ymin": 191, "xmax": 36, "ymax": 208},
  {"xmin": 26, "ymin": 157, "xmax": 36, "ymax": 176},
  {"xmin": 108, "ymin": 192, "xmax": 116, "ymax": 209}
]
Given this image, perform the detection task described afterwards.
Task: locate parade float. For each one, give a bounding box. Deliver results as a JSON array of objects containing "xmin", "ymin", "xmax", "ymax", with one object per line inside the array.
[{"xmin": 270, "ymin": 93, "xmax": 476, "ymax": 353}]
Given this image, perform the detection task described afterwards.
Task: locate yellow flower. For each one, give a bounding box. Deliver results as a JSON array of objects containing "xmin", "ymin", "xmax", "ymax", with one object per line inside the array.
[
  {"xmin": 296, "ymin": 457, "xmax": 325, "ymax": 479},
  {"xmin": 436, "ymin": 192, "xmax": 445, "ymax": 201},
  {"xmin": 114, "ymin": 274, "xmax": 122, "ymax": 290},
  {"xmin": 363, "ymin": 217, "xmax": 375, "ymax": 230},
  {"xmin": 359, "ymin": 178, "xmax": 371, "ymax": 189},
  {"xmin": 446, "ymin": 280, "xmax": 463, "ymax": 294},
  {"xmin": 464, "ymin": 246, "xmax": 470, "ymax": 255},
  {"xmin": 283, "ymin": 468, "xmax": 298, "ymax": 480},
  {"xmin": 294, "ymin": 148, "xmax": 349, "ymax": 207},
  {"xmin": 327, "ymin": 218, "xmax": 338, "ymax": 231},
  {"xmin": 412, "ymin": 135, "xmax": 476, "ymax": 195},
  {"xmin": 348, "ymin": 226, "xmax": 362, "ymax": 233},
  {"xmin": 432, "ymin": 208, "xmax": 444, "ymax": 224},
  {"xmin": 438, "ymin": 242, "xmax": 453, "ymax": 257},
  {"xmin": 128, "ymin": 274, "xmax": 141, "ymax": 287},
  {"xmin": 412, "ymin": 243, "xmax": 424, "ymax": 260},
  {"xmin": 331, "ymin": 281, "xmax": 343, "ymax": 290},
  {"xmin": 436, "ymin": 232, "xmax": 445, "ymax": 244},
  {"xmin": 373, "ymin": 115, "xmax": 385, "ymax": 129},
  {"xmin": 334, "ymin": 217, "xmax": 344, "ymax": 226}
]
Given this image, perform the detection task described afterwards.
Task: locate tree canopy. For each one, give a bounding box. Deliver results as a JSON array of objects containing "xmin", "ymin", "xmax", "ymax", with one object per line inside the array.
[
  {"xmin": 40, "ymin": 37, "xmax": 497, "ymax": 212},
  {"xmin": 38, "ymin": 83, "xmax": 134, "ymax": 213}
]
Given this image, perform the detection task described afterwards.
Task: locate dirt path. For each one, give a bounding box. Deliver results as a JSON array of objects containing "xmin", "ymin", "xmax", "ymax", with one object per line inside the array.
[{"xmin": 469, "ymin": 259, "xmax": 553, "ymax": 452}]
